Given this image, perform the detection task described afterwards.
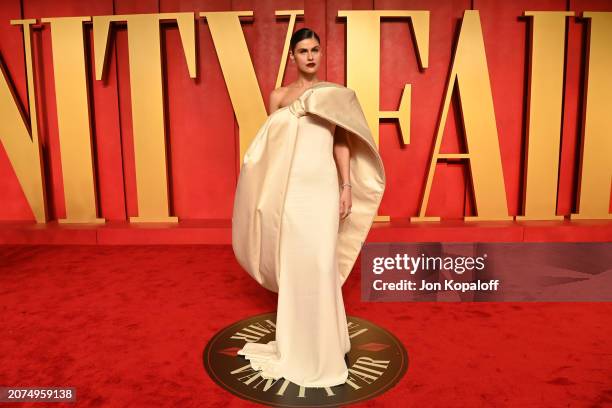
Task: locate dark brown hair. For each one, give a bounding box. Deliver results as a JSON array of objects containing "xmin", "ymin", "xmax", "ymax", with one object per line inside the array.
[{"xmin": 289, "ymin": 28, "xmax": 320, "ymax": 53}]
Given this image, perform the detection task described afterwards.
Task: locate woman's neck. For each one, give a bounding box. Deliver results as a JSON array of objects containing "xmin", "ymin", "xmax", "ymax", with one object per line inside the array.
[{"xmin": 295, "ymin": 76, "xmax": 321, "ymax": 88}]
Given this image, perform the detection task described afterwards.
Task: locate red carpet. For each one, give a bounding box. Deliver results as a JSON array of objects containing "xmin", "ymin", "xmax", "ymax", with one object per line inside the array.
[{"xmin": 0, "ymin": 245, "xmax": 610, "ymax": 407}]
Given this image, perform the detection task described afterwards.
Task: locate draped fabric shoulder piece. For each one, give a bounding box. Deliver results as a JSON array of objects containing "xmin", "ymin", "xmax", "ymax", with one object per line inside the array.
[{"xmin": 231, "ymin": 81, "xmax": 386, "ymax": 293}]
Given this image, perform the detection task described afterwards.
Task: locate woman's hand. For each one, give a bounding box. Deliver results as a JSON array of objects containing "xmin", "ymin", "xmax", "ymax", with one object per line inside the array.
[{"xmin": 339, "ymin": 186, "xmax": 352, "ymax": 219}]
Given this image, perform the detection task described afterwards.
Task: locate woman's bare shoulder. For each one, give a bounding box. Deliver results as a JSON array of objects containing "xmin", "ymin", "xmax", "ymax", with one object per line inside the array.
[
  {"xmin": 270, "ymin": 86, "xmax": 289, "ymax": 97},
  {"xmin": 272, "ymin": 86, "xmax": 287, "ymax": 94},
  {"xmin": 269, "ymin": 86, "xmax": 289, "ymax": 112}
]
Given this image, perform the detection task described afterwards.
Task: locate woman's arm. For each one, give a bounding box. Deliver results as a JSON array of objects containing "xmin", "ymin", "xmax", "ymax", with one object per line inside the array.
[{"xmin": 333, "ymin": 127, "xmax": 352, "ymax": 219}]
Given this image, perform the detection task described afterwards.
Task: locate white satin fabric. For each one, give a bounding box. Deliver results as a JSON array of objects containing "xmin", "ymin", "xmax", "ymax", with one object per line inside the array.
[
  {"xmin": 232, "ymin": 82, "xmax": 386, "ymax": 293},
  {"xmin": 232, "ymin": 82, "xmax": 385, "ymax": 388},
  {"xmin": 237, "ymin": 113, "xmax": 351, "ymax": 387}
]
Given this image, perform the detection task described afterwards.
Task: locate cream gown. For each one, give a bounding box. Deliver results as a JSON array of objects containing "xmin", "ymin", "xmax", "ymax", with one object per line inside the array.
[{"xmin": 237, "ymin": 111, "xmax": 351, "ymax": 388}]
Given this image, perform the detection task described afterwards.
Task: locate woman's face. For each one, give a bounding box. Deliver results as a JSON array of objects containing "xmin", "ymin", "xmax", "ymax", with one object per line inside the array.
[{"xmin": 290, "ymin": 38, "xmax": 321, "ymax": 74}]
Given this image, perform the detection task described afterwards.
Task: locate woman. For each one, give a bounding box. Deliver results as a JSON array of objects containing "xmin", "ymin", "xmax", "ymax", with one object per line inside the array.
[{"xmin": 232, "ymin": 28, "xmax": 385, "ymax": 388}]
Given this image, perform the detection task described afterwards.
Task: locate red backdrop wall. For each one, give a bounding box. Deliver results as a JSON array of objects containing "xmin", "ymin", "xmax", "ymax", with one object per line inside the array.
[{"xmin": 0, "ymin": 0, "xmax": 611, "ymax": 223}]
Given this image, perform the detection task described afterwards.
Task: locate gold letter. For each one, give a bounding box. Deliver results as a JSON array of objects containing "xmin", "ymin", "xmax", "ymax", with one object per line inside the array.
[
  {"xmin": 1, "ymin": 20, "xmax": 46, "ymax": 222},
  {"xmin": 93, "ymin": 13, "xmax": 196, "ymax": 222},
  {"xmin": 338, "ymin": 10, "xmax": 429, "ymax": 147},
  {"xmin": 41, "ymin": 16, "xmax": 105, "ymax": 224},
  {"xmin": 274, "ymin": 10, "xmax": 304, "ymax": 90},
  {"xmin": 516, "ymin": 11, "xmax": 573, "ymax": 221},
  {"xmin": 571, "ymin": 12, "xmax": 612, "ymax": 220},
  {"xmin": 411, "ymin": 10, "xmax": 511, "ymax": 222},
  {"xmin": 199, "ymin": 11, "xmax": 267, "ymax": 165},
  {"xmin": 339, "ymin": 10, "xmax": 429, "ymax": 222}
]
